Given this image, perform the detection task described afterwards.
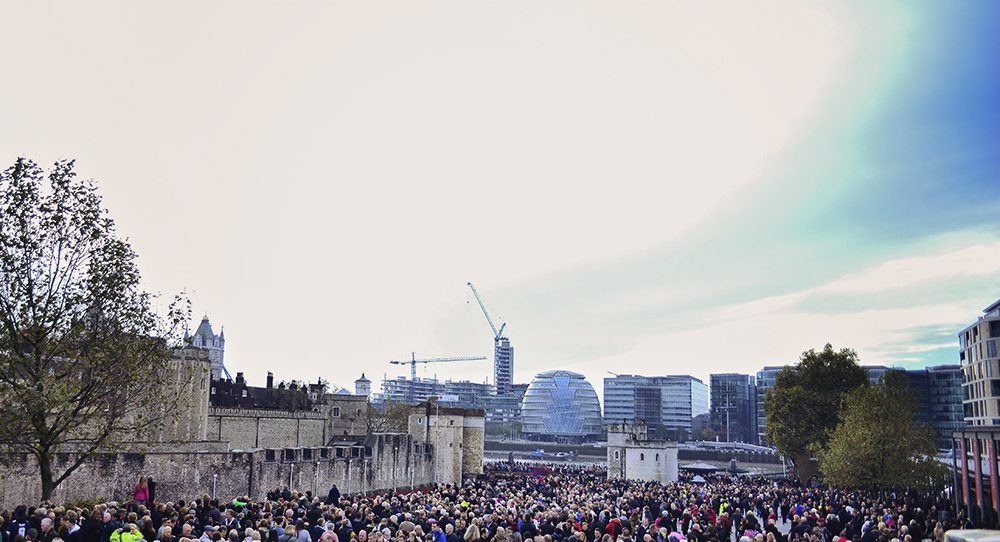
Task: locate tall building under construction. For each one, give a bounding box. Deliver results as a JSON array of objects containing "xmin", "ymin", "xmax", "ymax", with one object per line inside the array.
[{"xmin": 495, "ymin": 338, "xmax": 514, "ymax": 395}]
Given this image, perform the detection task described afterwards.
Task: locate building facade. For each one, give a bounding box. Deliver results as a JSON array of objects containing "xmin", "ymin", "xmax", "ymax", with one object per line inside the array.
[
  {"xmin": 483, "ymin": 383, "xmax": 527, "ymax": 436},
  {"xmin": 960, "ymin": 299, "xmax": 1000, "ymax": 427},
  {"xmin": 603, "ymin": 374, "xmax": 709, "ymax": 440},
  {"xmin": 521, "ymin": 370, "xmax": 602, "ymax": 441},
  {"xmin": 355, "ymin": 374, "xmax": 372, "ymax": 397},
  {"xmin": 188, "ymin": 316, "xmax": 227, "ymax": 379},
  {"xmin": 952, "ymin": 428, "xmax": 1000, "ymax": 528},
  {"xmin": 377, "ymin": 377, "xmax": 494, "ymax": 408},
  {"xmin": 607, "ymin": 421, "xmax": 678, "ymax": 484},
  {"xmin": 754, "ymin": 366, "xmax": 785, "ymax": 445},
  {"xmin": 494, "ymin": 338, "xmax": 514, "ymax": 395},
  {"xmin": 709, "ymin": 373, "xmax": 757, "ymax": 444},
  {"xmin": 927, "ymin": 365, "xmax": 964, "ymax": 450}
]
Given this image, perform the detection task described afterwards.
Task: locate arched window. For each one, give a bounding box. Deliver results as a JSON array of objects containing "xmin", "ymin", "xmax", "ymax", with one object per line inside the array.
[
  {"xmin": 614, "ymin": 450, "xmax": 620, "ymax": 459},
  {"xmin": 640, "ymin": 453, "xmax": 645, "ymax": 461},
  {"xmin": 656, "ymin": 453, "xmax": 660, "ymax": 461}
]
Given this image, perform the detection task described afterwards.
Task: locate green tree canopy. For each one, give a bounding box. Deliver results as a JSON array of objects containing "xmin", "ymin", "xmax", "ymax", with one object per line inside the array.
[
  {"xmin": 0, "ymin": 158, "xmax": 187, "ymax": 500},
  {"xmin": 764, "ymin": 343, "xmax": 868, "ymax": 481},
  {"xmin": 819, "ymin": 370, "xmax": 948, "ymax": 489}
]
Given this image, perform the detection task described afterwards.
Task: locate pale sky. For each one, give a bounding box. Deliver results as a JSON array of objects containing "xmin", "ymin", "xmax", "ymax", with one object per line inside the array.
[{"xmin": 2, "ymin": 2, "xmax": 999, "ymax": 401}]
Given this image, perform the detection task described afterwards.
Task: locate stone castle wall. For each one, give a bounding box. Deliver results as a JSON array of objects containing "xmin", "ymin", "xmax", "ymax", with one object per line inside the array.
[
  {"xmin": 407, "ymin": 405, "xmax": 485, "ymax": 486},
  {"xmin": 208, "ymin": 408, "xmax": 329, "ymax": 449},
  {"xmin": 0, "ymin": 434, "xmax": 435, "ymax": 507}
]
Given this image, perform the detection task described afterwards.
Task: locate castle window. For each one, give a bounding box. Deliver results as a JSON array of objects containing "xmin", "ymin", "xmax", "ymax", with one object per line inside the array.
[
  {"xmin": 614, "ymin": 451, "xmax": 620, "ymax": 459},
  {"xmin": 332, "ymin": 407, "xmax": 341, "ymax": 417},
  {"xmin": 320, "ymin": 448, "xmax": 330, "ymax": 459},
  {"xmin": 211, "ymin": 387, "xmax": 216, "ymax": 395},
  {"xmin": 640, "ymin": 453, "xmax": 645, "ymax": 461},
  {"xmin": 351, "ymin": 447, "xmax": 360, "ymax": 457},
  {"xmin": 241, "ymin": 390, "xmax": 247, "ymax": 397},
  {"xmin": 656, "ymin": 453, "xmax": 660, "ymax": 461},
  {"xmin": 356, "ymin": 409, "xmax": 362, "ymax": 416},
  {"xmin": 302, "ymin": 448, "xmax": 313, "ymax": 461},
  {"xmin": 283, "ymin": 449, "xmax": 296, "ymax": 462},
  {"xmin": 449, "ymin": 420, "xmax": 454, "ymax": 425},
  {"xmin": 265, "ymin": 450, "xmax": 276, "ymax": 462}
]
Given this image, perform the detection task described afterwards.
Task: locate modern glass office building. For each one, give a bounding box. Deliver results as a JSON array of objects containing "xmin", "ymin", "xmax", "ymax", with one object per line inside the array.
[
  {"xmin": 754, "ymin": 366, "xmax": 785, "ymax": 445},
  {"xmin": 521, "ymin": 370, "xmax": 602, "ymax": 441},
  {"xmin": 603, "ymin": 374, "xmax": 708, "ymax": 440},
  {"xmin": 710, "ymin": 373, "xmax": 757, "ymax": 444}
]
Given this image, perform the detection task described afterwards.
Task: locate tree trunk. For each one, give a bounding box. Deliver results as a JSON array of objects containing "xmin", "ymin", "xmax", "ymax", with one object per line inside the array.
[
  {"xmin": 39, "ymin": 451, "xmax": 55, "ymax": 502},
  {"xmin": 793, "ymin": 453, "xmax": 818, "ymax": 485}
]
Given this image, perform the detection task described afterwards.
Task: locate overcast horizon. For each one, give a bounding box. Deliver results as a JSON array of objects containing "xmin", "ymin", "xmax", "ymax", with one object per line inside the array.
[{"xmin": 3, "ymin": 2, "xmax": 999, "ymax": 401}]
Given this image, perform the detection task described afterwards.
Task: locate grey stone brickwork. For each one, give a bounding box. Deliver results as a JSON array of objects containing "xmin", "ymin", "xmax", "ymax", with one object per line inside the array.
[
  {"xmin": 207, "ymin": 408, "xmax": 328, "ymax": 449},
  {"xmin": 0, "ymin": 434, "xmax": 435, "ymax": 507}
]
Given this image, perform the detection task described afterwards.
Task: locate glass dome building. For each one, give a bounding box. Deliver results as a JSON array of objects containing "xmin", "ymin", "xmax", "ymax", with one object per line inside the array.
[{"xmin": 521, "ymin": 370, "xmax": 603, "ymax": 441}]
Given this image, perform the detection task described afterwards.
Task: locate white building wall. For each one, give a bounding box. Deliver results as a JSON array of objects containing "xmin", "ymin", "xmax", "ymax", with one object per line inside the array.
[{"xmin": 619, "ymin": 445, "xmax": 678, "ymax": 484}]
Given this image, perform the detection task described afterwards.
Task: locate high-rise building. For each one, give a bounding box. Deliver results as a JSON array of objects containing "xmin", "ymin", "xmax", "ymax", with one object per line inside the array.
[
  {"xmin": 754, "ymin": 366, "xmax": 785, "ymax": 445},
  {"xmin": 603, "ymin": 374, "xmax": 708, "ymax": 440},
  {"xmin": 960, "ymin": 298, "xmax": 1000, "ymax": 427},
  {"xmin": 926, "ymin": 365, "xmax": 964, "ymax": 449},
  {"xmin": 709, "ymin": 373, "xmax": 757, "ymax": 444},
  {"xmin": 189, "ymin": 315, "xmax": 227, "ymax": 379},
  {"xmin": 494, "ymin": 338, "xmax": 514, "ymax": 395}
]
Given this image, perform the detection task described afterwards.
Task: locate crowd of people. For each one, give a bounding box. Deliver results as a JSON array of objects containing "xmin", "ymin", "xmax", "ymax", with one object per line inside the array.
[{"xmin": 0, "ymin": 463, "xmax": 963, "ymax": 542}]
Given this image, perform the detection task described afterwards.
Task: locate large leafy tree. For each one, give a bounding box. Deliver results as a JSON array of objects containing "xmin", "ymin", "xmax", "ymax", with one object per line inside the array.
[
  {"xmin": 0, "ymin": 158, "xmax": 188, "ymax": 500},
  {"xmin": 820, "ymin": 370, "xmax": 947, "ymax": 489},
  {"xmin": 764, "ymin": 344, "xmax": 868, "ymax": 482}
]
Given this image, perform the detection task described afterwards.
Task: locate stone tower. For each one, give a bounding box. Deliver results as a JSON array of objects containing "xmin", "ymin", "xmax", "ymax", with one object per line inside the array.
[
  {"xmin": 607, "ymin": 420, "xmax": 678, "ymax": 484},
  {"xmin": 407, "ymin": 403, "xmax": 484, "ymax": 486},
  {"xmin": 153, "ymin": 346, "xmax": 211, "ymax": 441},
  {"xmin": 355, "ymin": 373, "xmax": 372, "ymax": 397},
  {"xmin": 188, "ymin": 315, "xmax": 227, "ymax": 379}
]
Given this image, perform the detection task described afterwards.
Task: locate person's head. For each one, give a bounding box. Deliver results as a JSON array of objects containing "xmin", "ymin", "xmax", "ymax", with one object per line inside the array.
[{"xmin": 140, "ymin": 476, "xmax": 148, "ymax": 489}]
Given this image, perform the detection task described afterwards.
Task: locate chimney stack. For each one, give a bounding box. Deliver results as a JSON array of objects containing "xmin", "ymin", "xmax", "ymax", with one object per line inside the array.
[{"xmin": 267, "ymin": 372, "xmax": 274, "ymax": 389}]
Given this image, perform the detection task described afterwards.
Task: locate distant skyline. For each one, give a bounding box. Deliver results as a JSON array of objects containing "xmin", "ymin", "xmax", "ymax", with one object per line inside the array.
[{"xmin": 2, "ymin": 3, "xmax": 998, "ymax": 400}]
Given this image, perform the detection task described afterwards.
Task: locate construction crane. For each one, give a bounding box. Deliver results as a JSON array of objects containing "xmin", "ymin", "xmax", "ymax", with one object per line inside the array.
[
  {"xmin": 467, "ymin": 282, "xmax": 506, "ymax": 342},
  {"xmin": 389, "ymin": 352, "xmax": 487, "ymax": 403},
  {"xmin": 389, "ymin": 352, "xmax": 488, "ymax": 382},
  {"xmin": 467, "ymin": 281, "xmax": 513, "ymax": 394}
]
